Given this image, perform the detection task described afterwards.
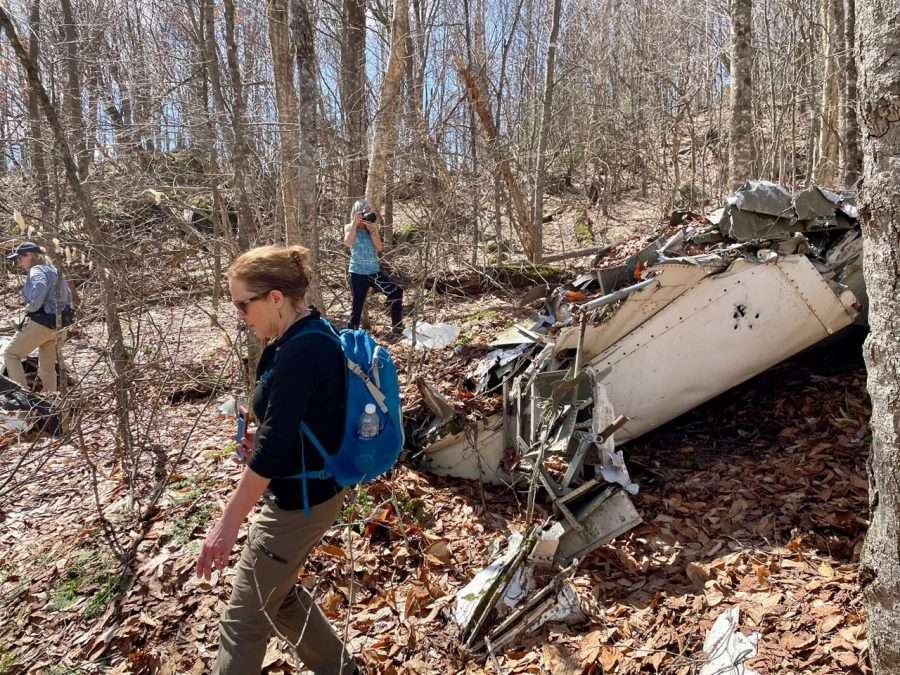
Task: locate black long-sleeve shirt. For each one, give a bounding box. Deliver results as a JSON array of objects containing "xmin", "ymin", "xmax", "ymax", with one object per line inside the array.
[{"xmin": 249, "ymin": 309, "xmax": 345, "ymax": 510}]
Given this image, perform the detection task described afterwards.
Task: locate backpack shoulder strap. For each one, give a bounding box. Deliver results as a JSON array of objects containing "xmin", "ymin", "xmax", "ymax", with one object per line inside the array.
[{"xmin": 282, "ymin": 316, "xmax": 340, "ymax": 345}]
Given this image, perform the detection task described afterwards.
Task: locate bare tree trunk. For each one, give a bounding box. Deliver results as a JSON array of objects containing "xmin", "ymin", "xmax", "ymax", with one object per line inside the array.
[
  {"xmin": 187, "ymin": 0, "xmax": 224, "ymax": 319},
  {"xmin": 268, "ymin": 0, "xmax": 302, "ymax": 245},
  {"xmin": 223, "ymin": 0, "xmax": 254, "ymax": 251},
  {"xmin": 27, "ymin": 0, "xmax": 50, "ymax": 220},
  {"xmin": 857, "ymin": 1, "xmax": 900, "ymax": 671},
  {"xmin": 463, "ymin": 0, "xmax": 479, "ymax": 267},
  {"xmin": 842, "ymin": 0, "xmax": 862, "ymax": 186},
  {"xmin": 365, "ymin": 0, "xmax": 409, "ymax": 217},
  {"xmin": 457, "ymin": 58, "xmax": 534, "ymax": 259},
  {"xmin": 59, "ymin": 0, "xmax": 90, "ymax": 179},
  {"xmin": 201, "ymin": 0, "xmax": 238, "ymax": 261},
  {"xmin": 292, "ymin": 0, "xmax": 324, "ymax": 308},
  {"xmin": 813, "ymin": 0, "xmax": 842, "ymax": 186},
  {"xmin": 341, "ymin": 0, "xmax": 367, "ymax": 206},
  {"xmin": 403, "ymin": 9, "xmax": 450, "ymax": 199},
  {"xmin": 530, "ymin": 0, "xmax": 563, "ymax": 264},
  {"xmin": 729, "ymin": 0, "xmax": 753, "ymax": 189}
]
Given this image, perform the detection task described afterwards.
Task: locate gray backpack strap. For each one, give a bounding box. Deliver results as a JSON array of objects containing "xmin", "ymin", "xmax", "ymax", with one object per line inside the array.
[{"xmin": 347, "ymin": 359, "xmax": 387, "ymax": 413}]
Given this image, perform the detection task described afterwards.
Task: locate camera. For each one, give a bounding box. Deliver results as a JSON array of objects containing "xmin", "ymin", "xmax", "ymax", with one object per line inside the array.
[{"xmin": 362, "ymin": 212, "xmax": 378, "ymax": 223}]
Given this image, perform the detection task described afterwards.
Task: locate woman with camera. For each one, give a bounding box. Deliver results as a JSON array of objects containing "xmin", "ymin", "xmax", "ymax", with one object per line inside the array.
[
  {"xmin": 343, "ymin": 198, "xmax": 403, "ymax": 336},
  {"xmin": 196, "ymin": 245, "xmax": 358, "ymax": 674}
]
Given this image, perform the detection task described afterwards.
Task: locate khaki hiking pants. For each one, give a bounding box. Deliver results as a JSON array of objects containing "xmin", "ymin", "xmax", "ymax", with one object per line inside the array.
[
  {"xmin": 3, "ymin": 319, "xmax": 64, "ymax": 394},
  {"xmin": 214, "ymin": 490, "xmax": 356, "ymax": 675}
]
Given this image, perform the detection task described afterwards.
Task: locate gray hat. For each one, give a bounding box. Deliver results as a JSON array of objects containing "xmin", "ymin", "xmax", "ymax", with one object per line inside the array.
[
  {"xmin": 349, "ymin": 198, "xmax": 372, "ymax": 219},
  {"xmin": 6, "ymin": 241, "xmax": 43, "ymax": 260}
]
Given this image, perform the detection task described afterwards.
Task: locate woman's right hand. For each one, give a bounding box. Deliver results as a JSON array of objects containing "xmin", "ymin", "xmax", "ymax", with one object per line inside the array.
[{"xmin": 236, "ymin": 428, "xmax": 257, "ymax": 464}]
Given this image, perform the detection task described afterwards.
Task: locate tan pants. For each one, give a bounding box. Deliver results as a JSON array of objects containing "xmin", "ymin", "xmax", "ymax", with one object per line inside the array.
[
  {"xmin": 3, "ymin": 319, "xmax": 63, "ymax": 394},
  {"xmin": 214, "ymin": 490, "xmax": 356, "ymax": 675}
]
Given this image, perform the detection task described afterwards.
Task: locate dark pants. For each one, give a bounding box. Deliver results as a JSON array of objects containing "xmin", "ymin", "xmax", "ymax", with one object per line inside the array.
[{"xmin": 349, "ymin": 271, "xmax": 403, "ymax": 333}]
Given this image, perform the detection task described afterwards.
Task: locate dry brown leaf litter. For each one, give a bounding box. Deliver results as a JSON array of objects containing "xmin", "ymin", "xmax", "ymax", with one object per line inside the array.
[{"xmin": 0, "ymin": 293, "xmax": 870, "ymax": 675}]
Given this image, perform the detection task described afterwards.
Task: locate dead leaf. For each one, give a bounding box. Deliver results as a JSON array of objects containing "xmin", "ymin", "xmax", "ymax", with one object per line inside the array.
[
  {"xmin": 318, "ymin": 545, "xmax": 347, "ymax": 558},
  {"xmin": 781, "ymin": 631, "xmax": 816, "ymax": 651},
  {"xmin": 424, "ymin": 540, "xmax": 452, "ymax": 564},
  {"xmin": 598, "ymin": 646, "xmax": 620, "ymax": 672},
  {"xmin": 820, "ymin": 613, "xmax": 843, "ymax": 633},
  {"xmin": 542, "ymin": 644, "xmax": 580, "ymax": 675},
  {"xmin": 686, "ymin": 562, "xmax": 710, "ymax": 587},
  {"xmin": 818, "ymin": 562, "xmax": 835, "ymax": 578},
  {"xmin": 834, "ymin": 651, "xmax": 859, "ymax": 668},
  {"xmin": 578, "ymin": 630, "xmax": 605, "ymax": 669}
]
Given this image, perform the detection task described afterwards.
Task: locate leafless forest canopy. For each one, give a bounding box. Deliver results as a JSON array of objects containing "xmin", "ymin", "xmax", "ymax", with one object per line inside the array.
[{"xmin": 0, "ymin": 0, "xmax": 859, "ymax": 266}]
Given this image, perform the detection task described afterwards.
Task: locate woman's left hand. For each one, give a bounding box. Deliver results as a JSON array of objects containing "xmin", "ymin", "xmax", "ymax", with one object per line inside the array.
[{"xmin": 196, "ymin": 516, "xmax": 241, "ymax": 579}]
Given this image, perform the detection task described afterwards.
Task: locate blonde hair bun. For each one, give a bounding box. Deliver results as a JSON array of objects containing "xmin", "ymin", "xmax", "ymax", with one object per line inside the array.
[{"xmin": 228, "ymin": 245, "xmax": 312, "ymax": 308}]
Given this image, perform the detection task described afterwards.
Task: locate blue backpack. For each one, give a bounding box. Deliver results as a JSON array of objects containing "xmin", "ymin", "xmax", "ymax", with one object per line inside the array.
[{"xmin": 276, "ymin": 319, "xmax": 404, "ymax": 514}]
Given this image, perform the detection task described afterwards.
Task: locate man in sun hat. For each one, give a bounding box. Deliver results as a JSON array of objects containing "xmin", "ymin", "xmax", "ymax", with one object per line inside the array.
[{"xmin": 4, "ymin": 241, "xmax": 74, "ymax": 394}]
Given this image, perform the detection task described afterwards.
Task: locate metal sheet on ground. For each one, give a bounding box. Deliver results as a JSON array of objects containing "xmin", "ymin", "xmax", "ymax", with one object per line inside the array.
[
  {"xmin": 554, "ymin": 263, "xmax": 716, "ymax": 358},
  {"xmin": 590, "ymin": 255, "xmax": 857, "ymax": 442}
]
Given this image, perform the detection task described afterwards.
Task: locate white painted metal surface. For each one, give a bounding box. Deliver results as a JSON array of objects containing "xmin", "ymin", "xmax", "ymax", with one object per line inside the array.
[
  {"xmin": 583, "ymin": 255, "xmax": 858, "ymax": 442},
  {"xmin": 419, "ymin": 415, "xmax": 507, "ymax": 484},
  {"xmin": 555, "ymin": 262, "xmax": 720, "ymax": 358}
]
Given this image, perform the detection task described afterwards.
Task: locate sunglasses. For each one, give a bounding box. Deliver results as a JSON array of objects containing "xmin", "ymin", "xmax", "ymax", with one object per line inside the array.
[{"xmin": 233, "ymin": 291, "xmax": 269, "ymax": 314}]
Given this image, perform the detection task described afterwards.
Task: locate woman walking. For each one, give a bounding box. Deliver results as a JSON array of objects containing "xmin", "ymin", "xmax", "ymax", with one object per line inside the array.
[{"xmin": 196, "ymin": 245, "xmax": 358, "ymax": 675}]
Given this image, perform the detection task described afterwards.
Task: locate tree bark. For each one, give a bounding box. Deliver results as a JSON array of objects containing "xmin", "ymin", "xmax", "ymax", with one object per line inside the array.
[
  {"xmin": 842, "ymin": 0, "xmax": 862, "ymax": 186},
  {"xmin": 292, "ymin": 0, "xmax": 324, "ymax": 308},
  {"xmin": 187, "ymin": 0, "xmax": 226, "ymax": 319},
  {"xmin": 27, "ymin": 0, "xmax": 50, "ymax": 220},
  {"xmin": 857, "ymin": 1, "xmax": 900, "ymax": 671},
  {"xmin": 341, "ymin": 0, "xmax": 367, "ymax": 206},
  {"xmin": 813, "ymin": 0, "xmax": 843, "ymax": 186},
  {"xmin": 59, "ymin": 0, "xmax": 90, "ymax": 179},
  {"xmin": 729, "ymin": 0, "xmax": 753, "ymax": 189},
  {"xmin": 223, "ymin": 0, "xmax": 254, "ymax": 251},
  {"xmin": 463, "ymin": 0, "xmax": 479, "ymax": 267},
  {"xmin": 457, "ymin": 57, "xmax": 534, "ymax": 259},
  {"xmin": 268, "ymin": 0, "xmax": 303, "ymax": 245},
  {"xmin": 531, "ymin": 0, "xmax": 563, "ymax": 264},
  {"xmin": 365, "ymin": 0, "xmax": 409, "ymax": 218}
]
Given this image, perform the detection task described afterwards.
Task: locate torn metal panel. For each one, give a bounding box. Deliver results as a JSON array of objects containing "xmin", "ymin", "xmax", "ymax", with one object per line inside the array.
[
  {"xmin": 489, "ymin": 323, "xmax": 544, "ymax": 347},
  {"xmin": 732, "ymin": 180, "xmax": 795, "ymax": 217},
  {"xmin": 410, "ymin": 378, "xmax": 459, "ymax": 449},
  {"xmin": 530, "ymin": 525, "xmax": 563, "ymax": 567},
  {"xmin": 589, "ymin": 255, "xmax": 858, "ymax": 443},
  {"xmin": 595, "ymin": 234, "xmax": 672, "ymax": 293},
  {"xmin": 416, "ymin": 378, "xmax": 456, "ymax": 423},
  {"xmin": 512, "ymin": 369, "xmax": 595, "ymax": 457},
  {"xmin": 554, "ymin": 262, "xmax": 720, "ymax": 358},
  {"xmin": 457, "ymin": 528, "xmax": 538, "ymax": 649},
  {"xmin": 553, "ymin": 486, "xmax": 642, "ymax": 567},
  {"xmin": 454, "ymin": 532, "xmax": 528, "ymax": 632},
  {"xmin": 794, "ymin": 185, "xmax": 844, "ymax": 220},
  {"xmin": 465, "ymin": 343, "xmax": 536, "ymax": 395},
  {"xmin": 718, "ymin": 204, "xmax": 798, "ymax": 241},
  {"xmin": 482, "ymin": 565, "xmax": 582, "ymax": 653},
  {"xmin": 419, "ymin": 415, "xmax": 508, "ymax": 484},
  {"xmin": 826, "ymin": 229, "xmax": 867, "ymax": 321}
]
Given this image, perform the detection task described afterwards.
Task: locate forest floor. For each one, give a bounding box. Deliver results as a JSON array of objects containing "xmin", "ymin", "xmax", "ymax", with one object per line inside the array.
[{"xmin": 0, "ymin": 191, "xmax": 871, "ymax": 674}]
